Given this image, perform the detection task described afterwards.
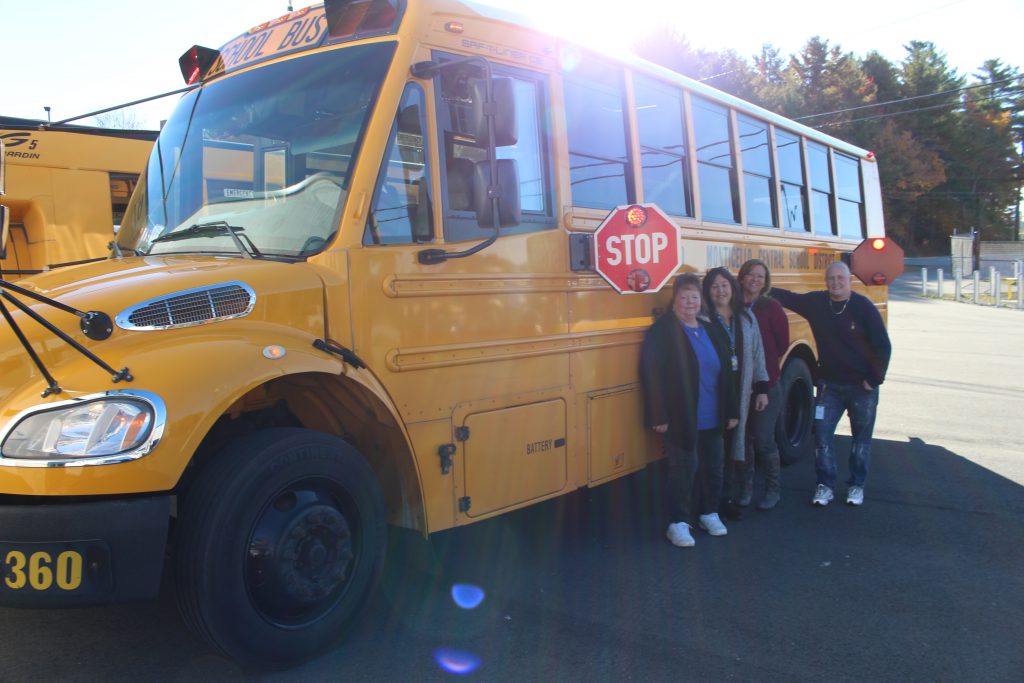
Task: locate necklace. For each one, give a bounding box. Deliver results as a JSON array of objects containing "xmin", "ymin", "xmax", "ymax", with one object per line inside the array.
[{"xmin": 830, "ymin": 298, "xmax": 849, "ymax": 315}]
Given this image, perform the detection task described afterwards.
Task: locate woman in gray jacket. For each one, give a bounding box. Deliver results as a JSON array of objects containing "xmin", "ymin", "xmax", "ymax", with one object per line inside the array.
[{"xmin": 703, "ymin": 268, "xmax": 768, "ymax": 520}]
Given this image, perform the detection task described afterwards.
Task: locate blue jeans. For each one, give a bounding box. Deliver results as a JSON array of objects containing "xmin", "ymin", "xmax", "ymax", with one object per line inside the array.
[{"xmin": 813, "ymin": 382, "xmax": 879, "ymax": 489}]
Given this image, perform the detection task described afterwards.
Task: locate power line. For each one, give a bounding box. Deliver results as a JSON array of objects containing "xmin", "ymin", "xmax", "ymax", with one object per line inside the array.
[
  {"xmin": 795, "ymin": 75, "xmax": 1021, "ymax": 121},
  {"xmin": 851, "ymin": 0, "xmax": 968, "ymax": 38},
  {"xmin": 813, "ymin": 94, "xmax": 1022, "ymax": 128}
]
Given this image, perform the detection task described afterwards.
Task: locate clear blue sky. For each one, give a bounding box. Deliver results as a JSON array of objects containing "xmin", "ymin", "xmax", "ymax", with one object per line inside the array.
[{"xmin": 3, "ymin": 0, "xmax": 1021, "ymax": 130}]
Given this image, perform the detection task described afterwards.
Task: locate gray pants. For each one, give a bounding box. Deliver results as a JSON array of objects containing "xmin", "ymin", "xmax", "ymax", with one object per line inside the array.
[{"xmin": 739, "ymin": 384, "xmax": 783, "ymax": 496}]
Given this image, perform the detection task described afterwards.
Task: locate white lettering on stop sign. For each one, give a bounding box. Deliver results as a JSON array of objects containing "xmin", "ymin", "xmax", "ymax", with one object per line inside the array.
[{"xmin": 604, "ymin": 232, "xmax": 668, "ymax": 266}]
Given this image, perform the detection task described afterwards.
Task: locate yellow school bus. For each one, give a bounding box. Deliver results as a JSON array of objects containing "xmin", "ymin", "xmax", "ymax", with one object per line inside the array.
[
  {"xmin": 0, "ymin": 118, "xmax": 156, "ymax": 278},
  {"xmin": 0, "ymin": 0, "xmax": 896, "ymax": 666}
]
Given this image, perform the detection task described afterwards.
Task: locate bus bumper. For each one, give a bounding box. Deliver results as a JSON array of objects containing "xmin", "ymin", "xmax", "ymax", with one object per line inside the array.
[{"xmin": 0, "ymin": 496, "xmax": 170, "ymax": 607}]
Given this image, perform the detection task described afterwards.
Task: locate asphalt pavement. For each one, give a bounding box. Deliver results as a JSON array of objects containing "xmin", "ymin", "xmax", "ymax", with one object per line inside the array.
[{"xmin": 0, "ymin": 273, "xmax": 1021, "ymax": 682}]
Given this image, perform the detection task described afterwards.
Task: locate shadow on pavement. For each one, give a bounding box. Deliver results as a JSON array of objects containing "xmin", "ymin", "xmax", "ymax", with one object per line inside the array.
[{"xmin": 1, "ymin": 436, "xmax": 1020, "ymax": 681}]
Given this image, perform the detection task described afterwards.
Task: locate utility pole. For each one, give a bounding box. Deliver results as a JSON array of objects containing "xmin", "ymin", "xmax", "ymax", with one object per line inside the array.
[
  {"xmin": 43, "ymin": 106, "xmax": 51, "ymax": 123},
  {"xmin": 1016, "ymin": 143, "xmax": 1022, "ymax": 240}
]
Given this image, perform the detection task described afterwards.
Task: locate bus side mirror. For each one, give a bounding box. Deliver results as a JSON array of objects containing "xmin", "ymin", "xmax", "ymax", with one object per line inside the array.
[
  {"xmin": 0, "ymin": 204, "xmax": 10, "ymax": 261},
  {"xmin": 472, "ymin": 159, "xmax": 520, "ymax": 229},
  {"xmin": 468, "ymin": 77, "xmax": 517, "ymax": 147},
  {"xmin": 0, "ymin": 140, "xmax": 7, "ymax": 260}
]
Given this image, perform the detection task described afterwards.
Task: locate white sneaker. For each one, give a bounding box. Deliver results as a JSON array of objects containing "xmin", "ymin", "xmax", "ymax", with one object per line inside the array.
[
  {"xmin": 698, "ymin": 513, "xmax": 728, "ymax": 536},
  {"xmin": 812, "ymin": 484, "xmax": 834, "ymax": 506},
  {"xmin": 666, "ymin": 522, "xmax": 695, "ymax": 547},
  {"xmin": 846, "ymin": 486, "xmax": 864, "ymax": 506}
]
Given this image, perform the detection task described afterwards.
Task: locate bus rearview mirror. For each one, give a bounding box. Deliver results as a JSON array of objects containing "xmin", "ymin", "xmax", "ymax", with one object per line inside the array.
[
  {"xmin": 472, "ymin": 159, "xmax": 520, "ymax": 229},
  {"xmin": 468, "ymin": 78, "xmax": 517, "ymax": 147}
]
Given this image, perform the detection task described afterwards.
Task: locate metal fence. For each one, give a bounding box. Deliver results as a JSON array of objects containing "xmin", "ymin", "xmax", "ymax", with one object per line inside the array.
[
  {"xmin": 920, "ymin": 261, "xmax": 1024, "ymax": 309},
  {"xmin": 951, "ymin": 232, "xmax": 1024, "ymax": 278}
]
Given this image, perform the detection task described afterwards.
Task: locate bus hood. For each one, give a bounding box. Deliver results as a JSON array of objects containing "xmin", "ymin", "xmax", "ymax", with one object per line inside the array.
[{"xmin": 0, "ymin": 255, "xmax": 329, "ymax": 405}]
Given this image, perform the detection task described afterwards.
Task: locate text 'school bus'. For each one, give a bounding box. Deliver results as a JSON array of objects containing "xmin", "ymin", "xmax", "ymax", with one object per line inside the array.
[
  {"xmin": 0, "ymin": 0, "xmax": 899, "ymax": 667},
  {"xmin": 0, "ymin": 118, "xmax": 156, "ymax": 279}
]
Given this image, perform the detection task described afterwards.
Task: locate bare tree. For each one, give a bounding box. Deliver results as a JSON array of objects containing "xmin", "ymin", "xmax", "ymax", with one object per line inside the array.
[{"xmin": 91, "ymin": 109, "xmax": 145, "ymax": 130}]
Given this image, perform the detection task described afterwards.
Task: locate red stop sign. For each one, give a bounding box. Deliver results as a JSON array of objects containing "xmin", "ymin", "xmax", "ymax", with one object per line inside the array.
[
  {"xmin": 849, "ymin": 237, "xmax": 904, "ymax": 286},
  {"xmin": 593, "ymin": 204, "xmax": 682, "ymax": 294}
]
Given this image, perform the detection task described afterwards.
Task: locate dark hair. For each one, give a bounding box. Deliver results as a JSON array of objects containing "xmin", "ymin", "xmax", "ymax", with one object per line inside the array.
[
  {"xmin": 702, "ymin": 267, "xmax": 744, "ymax": 317},
  {"xmin": 672, "ymin": 272, "xmax": 702, "ymax": 298},
  {"xmin": 738, "ymin": 258, "xmax": 772, "ymax": 296}
]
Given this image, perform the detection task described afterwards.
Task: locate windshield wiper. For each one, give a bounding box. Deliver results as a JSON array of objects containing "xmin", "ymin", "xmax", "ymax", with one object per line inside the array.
[{"xmin": 149, "ymin": 221, "xmax": 262, "ymax": 259}]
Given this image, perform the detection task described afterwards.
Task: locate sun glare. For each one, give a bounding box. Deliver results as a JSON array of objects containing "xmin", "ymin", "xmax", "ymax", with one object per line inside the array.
[{"xmin": 474, "ymin": 0, "xmax": 702, "ymax": 56}]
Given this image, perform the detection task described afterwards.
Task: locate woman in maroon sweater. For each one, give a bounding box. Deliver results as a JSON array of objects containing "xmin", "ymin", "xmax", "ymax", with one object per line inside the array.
[{"xmin": 737, "ymin": 259, "xmax": 789, "ymax": 510}]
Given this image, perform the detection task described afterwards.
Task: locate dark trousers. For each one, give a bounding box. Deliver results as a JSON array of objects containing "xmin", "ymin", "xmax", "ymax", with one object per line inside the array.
[{"xmin": 666, "ymin": 428, "xmax": 724, "ymax": 524}]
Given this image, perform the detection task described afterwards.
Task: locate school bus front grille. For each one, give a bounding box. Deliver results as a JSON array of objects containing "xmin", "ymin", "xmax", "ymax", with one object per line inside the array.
[{"xmin": 115, "ymin": 282, "xmax": 255, "ymax": 331}]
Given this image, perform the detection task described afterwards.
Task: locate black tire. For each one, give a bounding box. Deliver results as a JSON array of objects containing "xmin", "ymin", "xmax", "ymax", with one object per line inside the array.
[
  {"xmin": 775, "ymin": 357, "xmax": 814, "ymax": 465},
  {"xmin": 174, "ymin": 428, "xmax": 386, "ymax": 668}
]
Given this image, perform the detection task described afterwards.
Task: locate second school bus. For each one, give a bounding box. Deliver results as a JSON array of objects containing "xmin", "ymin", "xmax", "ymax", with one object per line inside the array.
[
  {"xmin": 0, "ymin": 0, "xmax": 897, "ymax": 666},
  {"xmin": 0, "ymin": 118, "xmax": 156, "ymax": 278}
]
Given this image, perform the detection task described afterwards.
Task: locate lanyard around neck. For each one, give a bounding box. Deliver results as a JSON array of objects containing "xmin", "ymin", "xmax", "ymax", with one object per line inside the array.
[{"xmin": 715, "ymin": 312, "xmax": 735, "ymax": 350}]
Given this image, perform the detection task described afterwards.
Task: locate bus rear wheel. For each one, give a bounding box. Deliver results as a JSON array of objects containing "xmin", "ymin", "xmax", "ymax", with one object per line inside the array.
[
  {"xmin": 775, "ymin": 358, "xmax": 814, "ymax": 465},
  {"xmin": 174, "ymin": 428, "xmax": 386, "ymax": 668}
]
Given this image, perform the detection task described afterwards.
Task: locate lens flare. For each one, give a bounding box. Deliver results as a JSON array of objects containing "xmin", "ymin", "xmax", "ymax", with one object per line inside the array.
[
  {"xmin": 451, "ymin": 583, "xmax": 486, "ymax": 609},
  {"xmin": 434, "ymin": 648, "xmax": 481, "ymax": 675}
]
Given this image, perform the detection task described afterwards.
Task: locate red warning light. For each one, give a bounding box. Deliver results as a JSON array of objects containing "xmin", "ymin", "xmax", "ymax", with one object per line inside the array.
[
  {"xmin": 866, "ymin": 151, "xmax": 876, "ymax": 162},
  {"xmin": 625, "ymin": 205, "xmax": 648, "ymax": 227},
  {"xmin": 871, "ymin": 238, "xmax": 886, "ymax": 251}
]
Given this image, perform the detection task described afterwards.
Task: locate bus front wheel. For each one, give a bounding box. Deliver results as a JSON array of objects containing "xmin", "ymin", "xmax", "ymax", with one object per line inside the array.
[
  {"xmin": 775, "ymin": 358, "xmax": 814, "ymax": 465},
  {"xmin": 174, "ymin": 428, "xmax": 386, "ymax": 668}
]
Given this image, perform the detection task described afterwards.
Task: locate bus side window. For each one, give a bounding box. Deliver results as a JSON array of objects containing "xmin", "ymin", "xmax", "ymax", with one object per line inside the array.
[
  {"xmin": 776, "ymin": 130, "xmax": 808, "ymax": 232},
  {"xmin": 109, "ymin": 173, "xmax": 140, "ymax": 234},
  {"xmin": 564, "ymin": 59, "xmax": 632, "ymax": 210},
  {"xmin": 365, "ymin": 83, "xmax": 433, "ymax": 245},
  {"xmin": 808, "ymin": 141, "xmax": 835, "ymax": 236},
  {"xmin": 633, "ymin": 75, "xmax": 692, "ymax": 218},
  {"xmin": 692, "ymin": 96, "xmax": 739, "ymax": 224},
  {"xmin": 834, "ymin": 152, "xmax": 865, "ymax": 239}
]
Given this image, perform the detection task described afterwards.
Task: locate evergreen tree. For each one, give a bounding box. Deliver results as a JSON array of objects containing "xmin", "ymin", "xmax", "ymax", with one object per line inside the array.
[{"xmin": 630, "ymin": 31, "xmax": 1023, "ymax": 251}]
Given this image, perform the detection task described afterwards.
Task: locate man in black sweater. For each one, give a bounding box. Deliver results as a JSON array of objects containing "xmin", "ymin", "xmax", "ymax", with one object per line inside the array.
[{"xmin": 771, "ymin": 262, "xmax": 892, "ymax": 507}]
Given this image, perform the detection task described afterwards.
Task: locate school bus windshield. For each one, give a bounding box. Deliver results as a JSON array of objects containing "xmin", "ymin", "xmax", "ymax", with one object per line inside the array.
[{"xmin": 118, "ymin": 41, "xmax": 396, "ymax": 259}]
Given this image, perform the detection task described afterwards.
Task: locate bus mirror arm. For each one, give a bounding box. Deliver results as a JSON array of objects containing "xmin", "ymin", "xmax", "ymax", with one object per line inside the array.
[
  {"xmin": 0, "ymin": 140, "xmax": 6, "ymax": 261},
  {"xmin": 418, "ymin": 233, "xmax": 498, "ymax": 265},
  {"xmin": 0, "ymin": 205, "xmax": 9, "ymax": 262}
]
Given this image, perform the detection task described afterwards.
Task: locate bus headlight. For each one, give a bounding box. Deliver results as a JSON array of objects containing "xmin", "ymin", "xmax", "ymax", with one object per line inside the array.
[{"xmin": 0, "ymin": 392, "xmax": 164, "ymax": 465}]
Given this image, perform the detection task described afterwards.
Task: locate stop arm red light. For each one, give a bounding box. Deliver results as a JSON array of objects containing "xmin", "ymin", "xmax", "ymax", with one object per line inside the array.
[
  {"xmin": 625, "ymin": 205, "xmax": 648, "ymax": 227},
  {"xmin": 178, "ymin": 45, "xmax": 222, "ymax": 85}
]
